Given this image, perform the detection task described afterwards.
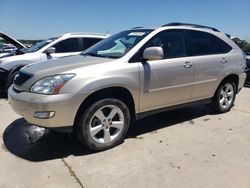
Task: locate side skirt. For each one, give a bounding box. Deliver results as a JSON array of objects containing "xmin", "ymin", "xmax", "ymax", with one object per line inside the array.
[{"xmin": 135, "ymin": 98, "xmax": 212, "ymax": 120}]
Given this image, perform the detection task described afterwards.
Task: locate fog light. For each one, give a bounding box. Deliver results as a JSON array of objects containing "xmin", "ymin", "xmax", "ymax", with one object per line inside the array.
[{"xmin": 33, "ymin": 111, "xmax": 55, "ymax": 119}]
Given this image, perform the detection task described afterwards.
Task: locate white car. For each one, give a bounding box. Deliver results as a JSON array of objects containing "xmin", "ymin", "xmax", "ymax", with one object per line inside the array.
[{"xmin": 0, "ymin": 32, "xmax": 109, "ymax": 92}]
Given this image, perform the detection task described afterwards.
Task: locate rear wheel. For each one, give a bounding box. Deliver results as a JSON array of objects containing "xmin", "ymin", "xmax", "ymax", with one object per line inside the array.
[
  {"xmin": 211, "ymin": 80, "xmax": 236, "ymax": 113},
  {"xmin": 77, "ymin": 98, "xmax": 130, "ymax": 151}
]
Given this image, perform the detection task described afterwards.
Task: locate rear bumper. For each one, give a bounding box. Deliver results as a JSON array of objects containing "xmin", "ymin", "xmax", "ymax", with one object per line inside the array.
[{"xmin": 238, "ymin": 72, "xmax": 246, "ymax": 91}]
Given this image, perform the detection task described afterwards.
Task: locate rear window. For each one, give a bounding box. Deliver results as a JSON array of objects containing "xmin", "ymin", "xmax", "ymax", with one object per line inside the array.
[
  {"xmin": 212, "ymin": 36, "xmax": 232, "ymax": 53},
  {"xmin": 189, "ymin": 30, "xmax": 232, "ymax": 56}
]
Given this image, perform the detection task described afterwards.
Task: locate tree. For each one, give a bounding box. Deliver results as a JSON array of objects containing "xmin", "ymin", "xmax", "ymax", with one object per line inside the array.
[{"xmin": 242, "ymin": 40, "xmax": 250, "ymax": 53}]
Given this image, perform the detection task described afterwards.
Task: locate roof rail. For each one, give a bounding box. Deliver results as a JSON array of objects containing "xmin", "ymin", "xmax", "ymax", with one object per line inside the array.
[
  {"xmin": 131, "ymin": 26, "xmax": 144, "ymax": 30},
  {"xmin": 162, "ymin": 22, "xmax": 220, "ymax": 32}
]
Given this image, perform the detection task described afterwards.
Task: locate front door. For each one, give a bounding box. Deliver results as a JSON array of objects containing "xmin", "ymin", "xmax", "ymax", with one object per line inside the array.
[
  {"xmin": 41, "ymin": 38, "xmax": 82, "ymax": 60},
  {"xmin": 138, "ymin": 30, "xmax": 195, "ymax": 112}
]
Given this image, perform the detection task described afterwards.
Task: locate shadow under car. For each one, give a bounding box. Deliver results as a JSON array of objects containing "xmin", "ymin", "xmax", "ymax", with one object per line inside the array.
[{"xmin": 3, "ymin": 104, "xmax": 214, "ymax": 162}]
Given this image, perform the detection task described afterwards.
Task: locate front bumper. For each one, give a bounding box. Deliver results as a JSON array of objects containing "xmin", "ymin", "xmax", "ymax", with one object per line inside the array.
[{"xmin": 8, "ymin": 86, "xmax": 90, "ymax": 129}]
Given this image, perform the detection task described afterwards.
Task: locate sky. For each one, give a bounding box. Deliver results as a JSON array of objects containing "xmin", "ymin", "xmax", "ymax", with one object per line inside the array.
[{"xmin": 0, "ymin": 0, "xmax": 250, "ymax": 40}]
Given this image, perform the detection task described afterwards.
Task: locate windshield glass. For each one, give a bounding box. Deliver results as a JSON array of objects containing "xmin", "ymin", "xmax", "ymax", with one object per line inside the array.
[
  {"xmin": 24, "ymin": 37, "xmax": 58, "ymax": 53},
  {"xmin": 82, "ymin": 29, "xmax": 153, "ymax": 59}
]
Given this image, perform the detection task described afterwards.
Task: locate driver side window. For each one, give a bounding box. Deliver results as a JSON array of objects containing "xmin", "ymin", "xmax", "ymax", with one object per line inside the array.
[
  {"xmin": 52, "ymin": 38, "xmax": 81, "ymax": 53},
  {"xmin": 143, "ymin": 30, "xmax": 187, "ymax": 59}
]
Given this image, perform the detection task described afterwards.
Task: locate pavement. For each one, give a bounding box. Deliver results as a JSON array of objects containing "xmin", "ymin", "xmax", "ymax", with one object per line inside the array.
[{"xmin": 0, "ymin": 88, "xmax": 250, "ymax": 188}]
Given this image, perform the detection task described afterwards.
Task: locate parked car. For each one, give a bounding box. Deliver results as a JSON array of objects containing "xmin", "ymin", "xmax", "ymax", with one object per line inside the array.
[
  {"xmin": 0, "ymin": 32, "xmax": 109, "ymax": 92},
  {"xmin": 244, "ymin": 52, "xmax": 250, "ymax": 86},
  {"xmin": 0, "ymin": 31, "xmax": 27, "ymax": 58},
  {"xmin": 0, "ymin": 44, "xmax": 17, "ymax": 53},
  {"xmin": 9, "ymin": 23, "xmax": 246, "ymax": 151}
]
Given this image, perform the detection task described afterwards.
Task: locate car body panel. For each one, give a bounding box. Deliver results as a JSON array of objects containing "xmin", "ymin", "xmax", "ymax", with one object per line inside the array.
[
  {"xmin": 138, "ymin": 56, "xmax": 195, "ymax": 112},
  {"xmin": 8, "ymin": 86, "xmax": 90, "ymax": 127}
]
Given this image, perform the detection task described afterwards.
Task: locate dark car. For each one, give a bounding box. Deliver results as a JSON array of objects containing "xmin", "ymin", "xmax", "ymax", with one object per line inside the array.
[{"xmin": 245, "ymin": 53, "xmax": 250, "ymax": 86}]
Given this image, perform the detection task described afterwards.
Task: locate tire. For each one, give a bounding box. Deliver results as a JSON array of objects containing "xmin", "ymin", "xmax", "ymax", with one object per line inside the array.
[
  {"xmin": 77, "ymin": 98, "xmax": 130, "ymax": 151},
  {"xmin": 6, "ymin": 69, "xmax": 20, "ymax": 90},
  {"xmin": 211, "ymin": 80, "xmax": 236, "ymax": 113}
]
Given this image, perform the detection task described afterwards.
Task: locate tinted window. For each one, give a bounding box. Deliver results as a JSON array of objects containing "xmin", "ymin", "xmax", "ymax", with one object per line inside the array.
[
  {"xmin": 53, "ymin": 38, "xmax": 81, "ymax": 53},
  {"xmin": 144, "ymin": 30, "xmax": 187, "ymax": 59},
  {"xmin": 189, "ymin": 30, "xmax": 232, "ymax": 56},
  {"xmin": 82, "ymin": 38, "xmax": 102, "ymax": 50},
  {"xmin": 212, "ymin": 36, "xmax": 232, "ymax": 53},
  {"xmin": 190, "ymin": 31, "xmax": 214, "ymax": 55}
]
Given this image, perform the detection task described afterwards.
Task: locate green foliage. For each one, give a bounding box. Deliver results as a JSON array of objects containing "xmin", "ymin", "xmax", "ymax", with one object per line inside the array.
[
  {"xmin": 234, "ymin": 39, "xmax": 250, "ymax": 53},
  {"xmin": 242, "ymin": 41, "xmax": 250, "ymax": 53}
]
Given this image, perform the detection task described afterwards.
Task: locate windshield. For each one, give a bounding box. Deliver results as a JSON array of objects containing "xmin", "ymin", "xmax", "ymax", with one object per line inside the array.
[
  {"xmin": 82, "ymin": 29, "xmax": 153, "ymax": 59},
  {"xmin": 24, "ymin": 37, "xmax": 58, "ymax": 53}
]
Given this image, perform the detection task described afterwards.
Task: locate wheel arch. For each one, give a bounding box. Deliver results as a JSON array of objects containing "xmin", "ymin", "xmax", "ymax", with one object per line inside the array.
[
  {"xmin": 4, "ymin": 65, "xmax": 26, "ymax": 89},
  {"xmin": 73, "ymin": 86, "xmax": 136, "ymax": 129},
  {"xmin": 214, "ymin": 74, "xmax": 239, "ymax": 97}
]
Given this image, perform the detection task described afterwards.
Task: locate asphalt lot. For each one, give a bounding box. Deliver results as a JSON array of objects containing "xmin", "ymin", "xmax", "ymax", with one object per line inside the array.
[{"xmin": 0, "ymin": 88, "xmax": 250, "ymax": 188}]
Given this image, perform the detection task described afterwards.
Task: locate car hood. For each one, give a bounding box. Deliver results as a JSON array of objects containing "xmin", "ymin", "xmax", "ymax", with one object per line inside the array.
[
  {"xmin": 22, "ymin": 55, "xmax": 114, "ymax": 76},
  {"xmin": 0, "ymin": 31, "xmax": 26, "ymax": 50},
  {"xmin": 0, "ymin": 52, "xmax": 39, "ymax": 70}
]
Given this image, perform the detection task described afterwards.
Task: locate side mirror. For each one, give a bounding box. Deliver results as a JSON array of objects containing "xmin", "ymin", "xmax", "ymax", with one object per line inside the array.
[
  {"xmin": 143, "ymin": 47, "xmax": 164, "ymax": 61},
  {"xmin": 44, "ymin": 47, "xmax": 55, "ymax": 54}
]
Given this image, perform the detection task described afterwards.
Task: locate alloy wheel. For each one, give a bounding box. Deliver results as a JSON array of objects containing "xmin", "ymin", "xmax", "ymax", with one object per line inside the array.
[
  {"xmin": 219, "ymin": 83, "xmax": 234, "ymax": 109},
  {"xmin": 89, "ymin": 105, "xmax": 125, "ymax": 144}
]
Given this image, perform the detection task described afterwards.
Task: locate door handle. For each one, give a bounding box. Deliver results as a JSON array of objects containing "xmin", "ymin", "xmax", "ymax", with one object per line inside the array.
[
  {"xmin": 221, "ymin": 58, "xmax": 228, "ymax": 64},
  {"xmin": 183, "ymin": 61, "xmax": 193, "ymax": 68}
]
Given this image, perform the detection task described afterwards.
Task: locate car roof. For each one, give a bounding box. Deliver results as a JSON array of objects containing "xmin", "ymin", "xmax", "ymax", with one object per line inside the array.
[{"xmin": 56, "ymin": 32, "xmax": 110, "ymax": 39}]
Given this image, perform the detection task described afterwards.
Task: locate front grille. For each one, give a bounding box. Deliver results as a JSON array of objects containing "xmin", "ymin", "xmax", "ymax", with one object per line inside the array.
[{"xmin": 13, "ymin": 71, "xmax": 33, "ymax": 86}]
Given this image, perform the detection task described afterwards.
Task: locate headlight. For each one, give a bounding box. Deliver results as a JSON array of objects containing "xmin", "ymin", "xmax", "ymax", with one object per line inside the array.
[{"xmin": 30, "ymin": 74, "xmax": 75, "ymax": 94}]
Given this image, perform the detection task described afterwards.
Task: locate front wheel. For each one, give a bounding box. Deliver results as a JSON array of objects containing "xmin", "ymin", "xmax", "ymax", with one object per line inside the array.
[
  {"xmin": 77, "ymin": 98, "xmax": 130, "ymax": 151},
  {"xmin": 211, "ymin": 80, "xmax": 236, "ymax": 113}
]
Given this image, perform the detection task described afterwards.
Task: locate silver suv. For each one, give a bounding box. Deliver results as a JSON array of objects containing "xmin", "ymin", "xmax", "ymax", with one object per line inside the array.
[{"xmin": 9, "ymin": 23, "xmax": 246, "ymax": 151}]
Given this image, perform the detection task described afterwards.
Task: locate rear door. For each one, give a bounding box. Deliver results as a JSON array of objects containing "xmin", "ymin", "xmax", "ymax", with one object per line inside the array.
[{"xmin": 187, "ymin": 30, "xmax": 233, "ymax": 101}]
